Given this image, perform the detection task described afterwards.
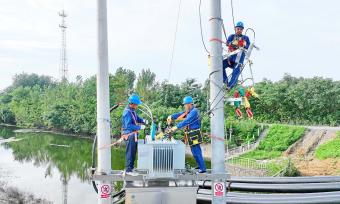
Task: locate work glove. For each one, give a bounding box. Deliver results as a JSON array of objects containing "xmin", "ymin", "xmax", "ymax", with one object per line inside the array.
[
  {"xmin": 170, "ymin": 126, "xmax": 178, "ymax": 132},
  {"xmin": 167, "ymin": 115, "xmax": 172, "ymax": 125},
  {"xmin": 143, "ymin": 119, "xmax": 149, "ymax": 125},
  {"xmin": 228, "ymin": 45, "xmax": 234, "ymax": 52},
  {"xmin": 156, "ymin": 132, "xmax": 164, "ymax": 140},
  {"xmin": 140, "ymin": 125, "xmax": 146, "ymax": 130},
  {"xmin": 238, "ymin": 39, "xmax": 245, "ymax": 47}
]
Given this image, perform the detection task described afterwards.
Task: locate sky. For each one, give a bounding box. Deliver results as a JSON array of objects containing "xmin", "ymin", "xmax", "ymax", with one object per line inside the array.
[{"xmin": 0, "ymin": 0, "xmax": 339, "ymax": 90}]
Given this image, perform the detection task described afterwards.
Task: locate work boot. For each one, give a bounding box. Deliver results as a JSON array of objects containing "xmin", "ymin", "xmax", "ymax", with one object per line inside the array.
[
  {"xmin": 197, "ymin": 169, "xmax": 207, "ymax": 174},
  {"xmin": 125, "ymin": 171, "xmax": 139, "ymax": 176}
]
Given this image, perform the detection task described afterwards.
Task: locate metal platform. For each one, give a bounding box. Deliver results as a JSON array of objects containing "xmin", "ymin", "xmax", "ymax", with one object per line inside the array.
[{"xmin": 92, "ymin": 169, "xmax": 230, "ymax": 182}]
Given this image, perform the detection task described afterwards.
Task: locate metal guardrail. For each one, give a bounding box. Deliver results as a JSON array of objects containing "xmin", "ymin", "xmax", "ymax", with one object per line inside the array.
[
  {"xmin": 226, "ymin": 157, "xmax": 269, "ymax": 177},
  {"xmin": 226, "ymin": 127, "xmax": 268, "ymax": 159},
  {"xmin": 227, "ymin": 142, "xmax": 258, "ymax": 158}
]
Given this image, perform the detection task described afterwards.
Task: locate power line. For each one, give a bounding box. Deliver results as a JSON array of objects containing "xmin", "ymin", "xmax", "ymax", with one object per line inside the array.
[
  {"xmin": 198, "ymin": 0, "xmax": 210, "ymax": 54},
  {"xmin": 167, "ymin": 0, "xmax": 182, "ymax": 82},
  {"xmin": 230, "ymin": 0, "xmax": 236, "ymax": 33}
]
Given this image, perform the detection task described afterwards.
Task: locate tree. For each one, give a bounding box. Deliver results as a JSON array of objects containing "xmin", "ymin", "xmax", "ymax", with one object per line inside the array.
[
  {"xmin": 110, "ymin": 67, "xmax": 136, "ymax": 103},
  {"xmin": 9, "ymin": 73, "xmax": 55, "ymax": 90},
  {"xmin": 136, "ymin": 69, "xmax": 156, "ymax": 103}
]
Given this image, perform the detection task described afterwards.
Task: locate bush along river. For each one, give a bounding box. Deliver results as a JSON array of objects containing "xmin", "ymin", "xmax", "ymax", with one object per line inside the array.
[{"xmin": 0, "ymin": 125, "xmax": 210, "ymax": 204}]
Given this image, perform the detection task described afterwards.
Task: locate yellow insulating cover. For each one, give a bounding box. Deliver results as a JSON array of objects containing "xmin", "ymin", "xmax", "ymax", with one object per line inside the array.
[
  {"xmin": 243, "ymin": 97, "xmax": 251, "ymax": 108},
  {"xmin": 156, "ymin": 132, "xmax": 164, "ymax": 140},
  {"xmin": 248, "ymin": 87, "xmax": 259, "ymax": 98}
]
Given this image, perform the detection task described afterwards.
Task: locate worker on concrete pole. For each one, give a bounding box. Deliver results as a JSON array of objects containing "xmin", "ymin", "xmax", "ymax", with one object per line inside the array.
[
  {"xmin": 223, "ymin": 21, "xmax": 251, "ymax": 90},
  {"xmin": 121, "ymin": 94, "xmax": 147, "ymax": 176},
  {"xmin": 167, "ymin": 96, "xmax": 207, "ymax": 173}
]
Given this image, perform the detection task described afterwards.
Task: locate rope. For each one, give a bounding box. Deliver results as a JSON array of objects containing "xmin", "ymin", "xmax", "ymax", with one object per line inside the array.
[
  {"xmin": 222, "ymin": 23, "xmax": 228, "ymax": 42},
  {"xmin": 99, "ymin": 130, "xmax": 139, "ymax": 150},
  {"xmin": 230, "ymin": 0, "xmax": 236, "ymax": 33},
  {"xmin": 168, "ymin": 0, "xmax": 182, "ymax": 81},
  {"xmin": 198, "ymin": 0, "xmax": 210, "ymax": 54},
  {"xmin": 203, "ymin": 132, "xmax": 225, "ymax": 141}
]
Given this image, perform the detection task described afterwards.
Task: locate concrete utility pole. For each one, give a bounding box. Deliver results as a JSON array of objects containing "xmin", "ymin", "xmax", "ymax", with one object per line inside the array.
[
  {"xmin": 208, "ymin": 0, "xmax": 227, "ymax": 203},
  {"xmin": 96, "ymin": 0, "xmax": 111, "ymax": 204}
]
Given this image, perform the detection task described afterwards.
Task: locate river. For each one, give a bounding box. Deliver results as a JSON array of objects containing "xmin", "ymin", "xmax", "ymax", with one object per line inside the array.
[{"xmin": 0, "ymin": 126, "xmax": 206, "ymax": 203}]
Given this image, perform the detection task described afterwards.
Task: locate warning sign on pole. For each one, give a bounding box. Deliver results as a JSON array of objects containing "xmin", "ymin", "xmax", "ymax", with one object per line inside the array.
[
  {"xmin": 213, "ymin": 182, "xmax": 225, "ymax": 197},
  {"xmin": 100, "ymin": 184, "xmax": 111, "ymax": 199}
]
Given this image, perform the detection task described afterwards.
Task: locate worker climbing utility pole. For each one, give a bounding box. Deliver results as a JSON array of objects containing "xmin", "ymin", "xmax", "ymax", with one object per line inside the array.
[
  {"xmin": 208, "ymin": 0, "xmax": 227, "ymax": 203},
  {"xmin": 96, "ymin": 0, "xmax": 111, "ymax": 204}
]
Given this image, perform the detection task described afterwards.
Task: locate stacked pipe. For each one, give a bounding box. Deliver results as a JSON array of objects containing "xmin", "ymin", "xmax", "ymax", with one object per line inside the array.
[{"xmin": 197, "ymin": 176, "xmax": 340, "ymax": 204}]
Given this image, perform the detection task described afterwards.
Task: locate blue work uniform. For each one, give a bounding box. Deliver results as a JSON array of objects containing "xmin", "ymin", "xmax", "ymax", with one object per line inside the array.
[
  {"xmin": 121, "ymin": 106, "xmax": 144, "ymax": 172},
  {"xmin": 171, "ymin": 107, "xmax": 207, "ymax": 172},
  {"xmin": 223, "ymin": 34, "xmax": 251, "ymax": 89}
]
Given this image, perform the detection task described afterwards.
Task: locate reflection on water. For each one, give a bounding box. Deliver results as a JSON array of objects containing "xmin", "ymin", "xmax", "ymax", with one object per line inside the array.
[
  {"xmin": 0, "ymin": 126, "xmax": 126, "ymax": 204},
  {"xmin": 0, "ymin": 126, "xmax": 210, "ymax": 203}
]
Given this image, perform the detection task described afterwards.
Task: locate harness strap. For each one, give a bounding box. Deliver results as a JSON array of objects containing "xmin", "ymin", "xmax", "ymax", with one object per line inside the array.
[{"xmin": 121, "ymin": 109, "xmax": 140, "ymax": 141}]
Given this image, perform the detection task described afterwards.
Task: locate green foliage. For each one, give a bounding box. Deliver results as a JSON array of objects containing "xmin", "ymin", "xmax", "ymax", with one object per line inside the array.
[
  {"xmin": 241, "ymin": 125, "xmax": 305, "ymax": 160},
  {"xmin": 258, "ymin": 124, "xmax": 305, "ymax": 151},
  {"xmin": 241, "ymin": 150, "xmax": 282, "ymax": 160},
  {"xmin": 110, "ymin": 67, "xmax": 136, "ymax": 103},
  {"xmin": 136, "ymin": 69, "xmax": 156, "ymax": 103},
  {"xmin": 0, "ymin": 105, "xmax": 15, "ymax": 124},
  {"xmin": 226, "ymin": 119, "xmax": 261, "ymax": 147},
  {"xmin": 284, "ymin": 158, "xmax": 301, "ymax": 177},
  {"xmin": 315, "ymin": 131, "xmax": 340, "ymax": 159},
  {"xmin": 250, "ymin": 74, "xmax": 340, "ymax": 126},
  {"xmin": 0, "ymin": 70, "xmax": 338, "ymax": 139},
  {"xmin": 8, "ymin": 72, "xmax": 55, "ymax": 91}
]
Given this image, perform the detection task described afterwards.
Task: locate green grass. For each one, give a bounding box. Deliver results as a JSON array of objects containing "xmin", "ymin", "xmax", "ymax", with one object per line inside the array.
[
  {"xmin": 239, "ymin": 124, "xmax": 305, "ymax": 160},
  {"xmin": 258, "ymin": 124, "xmax": 305, "ymax": 151},
  {"xmin": 241, "ymin": 150, "xmax": 282, "ymax": 160},
  {"xmin": 315, "ymin": 131, "xmax": 340, "ymax": 160}
]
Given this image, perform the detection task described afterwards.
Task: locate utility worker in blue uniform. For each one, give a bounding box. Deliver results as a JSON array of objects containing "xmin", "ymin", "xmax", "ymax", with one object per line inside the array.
[
  {"xmin": 223, "ymin": 21, "xmax": 251, "ymax": 90},
  {"xmin": 167, "ymin": 96, "xmax": 207, "ymax": 173},
  {"xmin": 121, "ymin": 94, "xmax": 147, "ymax": 176}
]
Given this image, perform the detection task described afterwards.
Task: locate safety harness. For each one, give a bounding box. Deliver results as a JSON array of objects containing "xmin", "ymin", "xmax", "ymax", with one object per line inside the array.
[
  {"xmin": 178, "ymin": 109, "xmax": 203, "ymax": 146},
  {"xmin": 122, "ymin": 108, "xmax": 140, "ymax": 142}
]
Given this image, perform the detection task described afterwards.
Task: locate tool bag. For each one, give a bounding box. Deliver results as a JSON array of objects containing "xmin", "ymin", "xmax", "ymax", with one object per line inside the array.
[{"xmin": 186, "ymin": 129, "xmax": 202, "ymax": 146}]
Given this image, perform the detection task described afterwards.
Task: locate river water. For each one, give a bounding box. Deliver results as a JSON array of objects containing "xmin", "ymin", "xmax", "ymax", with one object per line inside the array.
[{"xmin": 0, "ymin": 126, "xmax": 204, "ymax": 204}]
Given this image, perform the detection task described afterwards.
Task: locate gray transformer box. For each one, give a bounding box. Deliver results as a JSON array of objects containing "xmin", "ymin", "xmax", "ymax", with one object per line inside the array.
[
  {"xmin": 125, "ymin": 186, "xmax": 197, "ymax": 204},
  {"xmin": 137, "ymin": 139, "xmax": 185, "ymax": 178}
]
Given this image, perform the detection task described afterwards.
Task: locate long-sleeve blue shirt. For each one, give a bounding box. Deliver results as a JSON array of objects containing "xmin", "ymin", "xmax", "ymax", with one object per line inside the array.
[
  {"xmin": 121, "ymin": 106, "xmax": 144, "ymax": 134},
  {"xmin": 227, "ymin": 34, "xmax": 250, "ymax": 49},
  {"xmin": 226, "ymin": 34, "xmax": 251, "ymax": 63},
  {"xmin": 171, "ymin": 107, "xmax": 201, "ymax": 130}
]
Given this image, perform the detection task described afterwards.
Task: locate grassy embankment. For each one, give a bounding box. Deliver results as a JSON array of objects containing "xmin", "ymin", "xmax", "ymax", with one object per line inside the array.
[
  {"xmin": 231, "ymin": 124, "xmax": 305, "ymax": 176},
  {"xmin": 315, "ymin": 131, "xmax": 340, "ymax": 159}
]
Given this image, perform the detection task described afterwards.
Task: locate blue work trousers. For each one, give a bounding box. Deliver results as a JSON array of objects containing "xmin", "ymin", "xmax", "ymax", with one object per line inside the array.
[
  {"xmin": 190, "ymin": 144, "xmax": 206, "ymax": 171},
  {"xmin": 222, "ymin": 52, "xmax": 245, "ymax": 89},
  {"xmin": 125, "ymin": 134, "xmax": 137, "ymax": 172}
]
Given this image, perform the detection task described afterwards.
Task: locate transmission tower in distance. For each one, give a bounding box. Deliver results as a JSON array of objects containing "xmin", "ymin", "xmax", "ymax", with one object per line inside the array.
[{"xmin": 59, "ymin": 10, "xmax": 68, "ymax": 81}]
